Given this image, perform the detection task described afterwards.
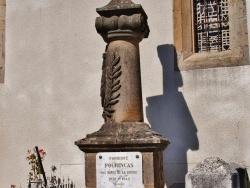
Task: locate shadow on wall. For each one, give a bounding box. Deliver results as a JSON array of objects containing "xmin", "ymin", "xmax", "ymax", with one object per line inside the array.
[
  {"xmin": 237, "ymin": 168, "xmax": 250, "ymax": 188},
  {"xmin": 146, "ymin": 44, "xmax": 199, "ymax": 188}
]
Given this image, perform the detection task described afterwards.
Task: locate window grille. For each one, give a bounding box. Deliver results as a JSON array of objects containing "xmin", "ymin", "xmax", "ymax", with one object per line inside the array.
[{"xmin": 194, "ymin": 0, "xmax": 229, "ymax": 52}]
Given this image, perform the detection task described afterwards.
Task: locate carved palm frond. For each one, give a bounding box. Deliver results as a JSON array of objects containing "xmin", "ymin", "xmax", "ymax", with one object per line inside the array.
[{"xmin": 102, "ymin": 53, "xmax": 122, "ymax": 120}]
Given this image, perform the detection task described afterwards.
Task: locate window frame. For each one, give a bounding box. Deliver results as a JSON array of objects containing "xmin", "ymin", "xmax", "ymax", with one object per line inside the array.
[{"xmin": 173, "ymin": 0, "xmax": 249, "ymax": 71}]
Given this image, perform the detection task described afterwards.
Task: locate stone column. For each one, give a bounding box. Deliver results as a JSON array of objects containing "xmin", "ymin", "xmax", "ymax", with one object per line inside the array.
[
  {"xmin": 75, "ymin": 1, "xmax": 169, "ymax": 187},
  {"xmin": 95, "ymin": 0, "xmax": 149, "ymax": 123}
]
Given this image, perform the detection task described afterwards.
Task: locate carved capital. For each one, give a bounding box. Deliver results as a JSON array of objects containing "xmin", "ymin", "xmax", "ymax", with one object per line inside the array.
[{"xmin": 95, "ymin": 0, "xmax": 149, "ymax": 42}]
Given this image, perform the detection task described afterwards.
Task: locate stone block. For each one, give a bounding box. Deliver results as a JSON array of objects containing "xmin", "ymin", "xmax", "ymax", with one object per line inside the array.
[
  {"xmin": 0, "ymin": 0, "xmax": 5, "ymax": 6},
  {"xmin": 0, "ymin": 5, "xmax": 5, "ymax": 21},
  {"xmin": 85, "ymin": 151, "xmax": 165, "ymax": 188},
  {"xmin": 186, "ymin": 157, "xmax": 240, "ymax": 188},
  {"xmin": 0, "ymin": 20, "xmax": 4, "ymax": 30}
]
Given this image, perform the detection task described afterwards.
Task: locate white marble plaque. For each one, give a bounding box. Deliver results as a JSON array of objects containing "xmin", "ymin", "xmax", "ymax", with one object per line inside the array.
[{"xmin": 96, "ymin": 152, "xmax": 144, "ymax": 188}]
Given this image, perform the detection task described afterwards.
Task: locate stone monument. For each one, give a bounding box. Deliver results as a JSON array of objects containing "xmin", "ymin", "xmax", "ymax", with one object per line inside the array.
[
  {"xmin": 186, "ymin": 157, "xmax": 241, "ymax": 188},
  {"xmin": 75, "ymin": 0, "xmax": 170, "ymax": 187}
]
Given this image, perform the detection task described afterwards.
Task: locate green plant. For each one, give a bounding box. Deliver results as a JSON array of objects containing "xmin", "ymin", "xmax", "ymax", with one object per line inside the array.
[{"xmin": 26, "ymin": 148, "xmax": 46, "ymax": 180}]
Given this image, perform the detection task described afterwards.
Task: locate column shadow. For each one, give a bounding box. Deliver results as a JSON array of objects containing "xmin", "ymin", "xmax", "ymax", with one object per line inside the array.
[{"xmin": 146, "ymin": 44, "xmax": 199, "ymax": 188}]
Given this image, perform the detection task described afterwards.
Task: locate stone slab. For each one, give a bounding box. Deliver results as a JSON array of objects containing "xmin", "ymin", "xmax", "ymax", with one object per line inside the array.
[
  {"xmin": 96, "ymin": 152, "xmax": 143, "ymax": 188},
  {"xmin": 85, "ymin": 151, "xmax": 165, "ymax": 188}
]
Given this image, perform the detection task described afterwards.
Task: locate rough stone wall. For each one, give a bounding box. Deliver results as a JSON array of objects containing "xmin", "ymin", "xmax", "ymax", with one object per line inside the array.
[
  {"xmin": 0, "ymin": 0, "xmax": 5, "ymax": 83},
  {"xmin": 0, "ymin": 0, "xmax": 250, "ymax": 188}
]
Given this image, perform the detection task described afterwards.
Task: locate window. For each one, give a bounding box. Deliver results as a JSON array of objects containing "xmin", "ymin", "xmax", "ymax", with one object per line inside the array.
[
  {"xmin": 0, "ymin": 0, "xmax": 5, "ymax": 83},
  {"xmin": 173, "ymin": 0, "xmax": 249, "ymax": 70},
  {"xmin": 195, "ymin": 0, "xmax": 229, "ymax": 52}
]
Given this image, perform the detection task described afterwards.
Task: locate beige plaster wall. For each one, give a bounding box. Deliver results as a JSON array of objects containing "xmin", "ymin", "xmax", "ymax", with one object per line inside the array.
[{"xmin": 0, "ymin": 0, "xmax": 250, "ymax": 188}]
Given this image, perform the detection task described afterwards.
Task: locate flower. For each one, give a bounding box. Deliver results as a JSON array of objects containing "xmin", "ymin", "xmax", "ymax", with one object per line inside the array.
[{"xmin": 26, "ymin": 147, "xmax": 46, "ymax": 180}]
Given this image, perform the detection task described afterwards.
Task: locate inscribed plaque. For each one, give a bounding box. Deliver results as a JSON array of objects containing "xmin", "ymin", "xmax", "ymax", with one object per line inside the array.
[{"xmin": 96, "ymin": 152, "xmax": 144, "ymax": 188}]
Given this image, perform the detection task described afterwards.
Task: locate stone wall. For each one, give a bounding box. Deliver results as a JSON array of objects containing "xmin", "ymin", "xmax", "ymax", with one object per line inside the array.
[{"xmin": 0, "ymin": 0, "xmax": 5, "ymax": 83}]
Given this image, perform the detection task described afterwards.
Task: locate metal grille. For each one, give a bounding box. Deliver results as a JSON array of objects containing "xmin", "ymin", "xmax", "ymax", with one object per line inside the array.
[{"xmin": 194, "ymin": 0, "xmax": 229, "ymax": 52}]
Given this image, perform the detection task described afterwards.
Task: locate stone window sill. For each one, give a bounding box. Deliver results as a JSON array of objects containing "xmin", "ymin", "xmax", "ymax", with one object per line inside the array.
[{"xmin": 177, "ymin": 47, "xmax": 249, "ymax": 71}]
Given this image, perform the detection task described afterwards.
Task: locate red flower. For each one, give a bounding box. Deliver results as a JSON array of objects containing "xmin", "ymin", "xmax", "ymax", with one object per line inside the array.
[{"xmin": 26, "ymin": 147, "xmax": 46, "ymax": 180}]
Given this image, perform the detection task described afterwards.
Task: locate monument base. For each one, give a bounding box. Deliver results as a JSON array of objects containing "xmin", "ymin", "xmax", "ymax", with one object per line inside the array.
[{"xmin": 75, "ymin": 122, "xmax": 170, "ymax": 188}]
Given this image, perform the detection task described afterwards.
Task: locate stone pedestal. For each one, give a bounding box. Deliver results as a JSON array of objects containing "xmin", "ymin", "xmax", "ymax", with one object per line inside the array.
[
  {"xmin": 76, "ymin": 123, "xmax": 169, "ymax": 188},
  {"xmin": 75, "ymin": 1, "xmax": 169, "ymax": 187}
]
